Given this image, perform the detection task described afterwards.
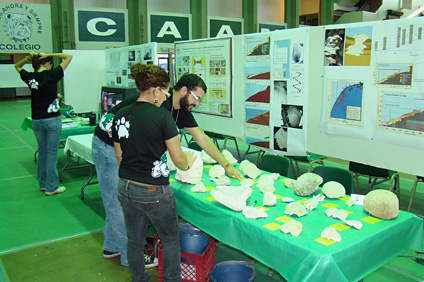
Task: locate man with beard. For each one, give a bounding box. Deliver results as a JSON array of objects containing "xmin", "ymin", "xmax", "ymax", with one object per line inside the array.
[{"xmin": 160, "ymin": 73, "xmax": 244, "ymax": 180}]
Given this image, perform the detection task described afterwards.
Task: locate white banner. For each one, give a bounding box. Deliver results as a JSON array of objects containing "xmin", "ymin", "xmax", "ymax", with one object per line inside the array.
[{"xmin": 0, "ymin": 2, "xmax": 52, "ymax": 53}]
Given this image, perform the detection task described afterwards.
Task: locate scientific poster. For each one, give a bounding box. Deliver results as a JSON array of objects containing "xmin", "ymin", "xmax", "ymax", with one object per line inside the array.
[
  {"xmin": 321, "ymin": 17, "xmax": 424, "ymax": 149},
  {"xmin": 242, "ymin": 30, "xmax": 309, "ymax": 156},
  {"xmin": 105, "ymin": 42, "xmax": 157, "ymax": 88},
  {"xmin": 175, "ymin": 38, "xmax": 232, "ymax": 117}
]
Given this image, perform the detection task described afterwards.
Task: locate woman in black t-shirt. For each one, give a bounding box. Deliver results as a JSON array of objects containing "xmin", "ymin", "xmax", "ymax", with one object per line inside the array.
[
  {"xmin": 112, "ymin": 63, "xmax": 196, "ymax": 282},
  {"xmin": 15, "ymin": 52, "xmax": 72, "ymax": 196}
]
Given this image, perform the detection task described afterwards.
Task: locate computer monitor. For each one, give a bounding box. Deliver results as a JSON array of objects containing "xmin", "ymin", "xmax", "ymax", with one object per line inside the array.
[{"xmin": 100, "ymin": 86, "xmax": 137, "ymax": 116}]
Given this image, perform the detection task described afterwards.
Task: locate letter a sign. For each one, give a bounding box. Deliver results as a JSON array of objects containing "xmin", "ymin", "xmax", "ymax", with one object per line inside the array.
[
  {"xmin": 150, "ymin": 13, "xmax": 191, "ymax": 43},
  {"xmin": 209, "ymin": 18, "xmax": 243, "ymax": 38}
]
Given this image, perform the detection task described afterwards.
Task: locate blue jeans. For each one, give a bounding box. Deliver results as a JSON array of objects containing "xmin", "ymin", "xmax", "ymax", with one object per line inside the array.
[
  {"xmin": 32, "ymin": 116, "xmax": 62, "ymax": 192},
  {"xmin": 92, "ymin": 135, "xmax": 128, "ymax": 266},
  {"xmin": 117, "ymin": 178, "xmax": 181, "ymax": 282}
]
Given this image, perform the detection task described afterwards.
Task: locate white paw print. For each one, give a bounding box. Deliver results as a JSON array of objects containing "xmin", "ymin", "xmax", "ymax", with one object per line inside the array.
[
  {"xmin": 115, "ymin": 117, "xmax": 130, "ymax": 139},
  {"xmin": 28, "ymin": 79, "xmax": 38, "ymax": 90}
]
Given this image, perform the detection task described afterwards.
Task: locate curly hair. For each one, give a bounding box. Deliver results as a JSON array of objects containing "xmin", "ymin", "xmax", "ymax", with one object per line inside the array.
[
  {"xmin": 32, "ymin": 55, "xmax": 53, "ymax": 71},
  {"xmin": 174, "ymin": 73, "xmax": 207, "ymax": 93},
  {"xmin": 130, "ymin": 63, "xmax": 169, "ymax": 92}
]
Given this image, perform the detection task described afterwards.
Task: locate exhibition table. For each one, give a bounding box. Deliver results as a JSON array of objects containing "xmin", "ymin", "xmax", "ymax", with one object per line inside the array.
[
  {"xmin": 62, "ymin": 134, "xmax": 97, "ymax": 199},
  {"xmin": 21, "ymin": 117, "xmax": 96, "ymax": 142},
  {"xmin": 170, "ymin": 166, "xmax": 423, "ymax": 282}
]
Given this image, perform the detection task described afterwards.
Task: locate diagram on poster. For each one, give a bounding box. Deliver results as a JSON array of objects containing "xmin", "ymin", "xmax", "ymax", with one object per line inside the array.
[
  {"xmin": 246, "ymin": 34, "xmax": 270, "ymax": 56},
  {"xmin": 344, "ymin": 26, "xmax": 372, "ymax": 66},
  {"xmin": 377, "ymin": 91, "xmax": 424, "ymax": 136},
  {"xmin": 175, "ymin": 38, "xmax": 232, "ymax": 117},
  {"xmin": 245, "ymin": 59, "xmax": 271, "ymax": 80},
  {"xmin": 245, "ymin": 82, "xmax": 270, "ymax": 103},
  {"xmin": 273, "ymin": 39, "xmax": 290, "ymax": 78},
  {"xmin": 326, "ymin": 80, "xmax": 364, "ymax": 127},
  {"xmin": 374, "ymin": 63, "xmax": 413, "ymax": 88}
]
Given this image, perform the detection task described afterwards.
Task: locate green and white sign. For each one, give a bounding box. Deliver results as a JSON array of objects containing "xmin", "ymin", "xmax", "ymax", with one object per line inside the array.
[
  {"xmin": 258, "ymin": 22, "xmax": 286, "ymax": 33},
  {"xmin": 149, "ymin": 13, "xmax": 191, "ymax": 43},
  {"xmin": 209, "ymin": 17, "xmax": 243, "ymax": 38}
]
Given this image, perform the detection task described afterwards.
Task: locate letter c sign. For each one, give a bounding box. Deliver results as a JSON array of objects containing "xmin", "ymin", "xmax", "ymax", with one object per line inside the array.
[{"xmin": 78, "ymin": 10, "xmax": 125, "ymax": 42}]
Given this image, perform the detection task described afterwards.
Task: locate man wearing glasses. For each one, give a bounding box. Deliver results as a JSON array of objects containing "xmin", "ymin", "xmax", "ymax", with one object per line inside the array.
[{"xmin": 160, "ymin": 73, "xmax": 244, "ymax": 180}]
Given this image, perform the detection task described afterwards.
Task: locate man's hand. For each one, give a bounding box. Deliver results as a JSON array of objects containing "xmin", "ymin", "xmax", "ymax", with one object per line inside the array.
[
  {"xmin": 184, "ymin": 151, "xmax": 197, "ymax": 168},
  {"xmin": 226, "ymin": 166, "xmax": 245, "ymax": 180}
]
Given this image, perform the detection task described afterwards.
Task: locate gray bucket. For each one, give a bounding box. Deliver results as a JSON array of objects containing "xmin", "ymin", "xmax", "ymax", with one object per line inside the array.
[{"xmin": 210, "ymin": 261, "xmax": 255, "ymax": 282}]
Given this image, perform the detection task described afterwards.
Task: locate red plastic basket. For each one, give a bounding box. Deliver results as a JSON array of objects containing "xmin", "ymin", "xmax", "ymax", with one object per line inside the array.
[{"xmin": 158, "ymin": 238, "xmax": 215, "ymax": 282}]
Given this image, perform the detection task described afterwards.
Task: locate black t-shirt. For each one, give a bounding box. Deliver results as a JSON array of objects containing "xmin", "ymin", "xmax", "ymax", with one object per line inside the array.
[
  {"xmin": 161, "ymin": 88, "xmax": 198, "ymax": 129},
  {"xmin": 95, "ymin": 94, "xmax": 138, "ymax": 146},
  {"xmin": 112, "ymin": 102, "xmax": 179, "ymax": 185},
  {"xmin": 20, "ymin": 66, "xmax": 64, "ymax": 119},
  {"xmin": 97, "ymin": 89, "xmax": 198, "ymax": 146}
]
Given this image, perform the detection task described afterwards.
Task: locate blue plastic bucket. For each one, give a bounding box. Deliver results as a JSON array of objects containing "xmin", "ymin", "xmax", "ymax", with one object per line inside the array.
[
  {"xmin": 210, "ymin": 261, "xmax": 256, "ymax": 282},
  {"xmin": 179, "ymin": 223, "xmax": 210, "ymax": 255}
]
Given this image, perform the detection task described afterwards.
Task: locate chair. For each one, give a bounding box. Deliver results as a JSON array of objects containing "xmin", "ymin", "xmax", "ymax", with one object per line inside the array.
[
  {"xmin": 187, "ymin": 140, "xmax": 202, "ymax": 151},
  {"xmin": 312, "ymin": 166, "xmax": 354, "ymax": 195},
  {"xmin": 348, "ymin": 162, "xmax": 400, "ymax": 199},
  {"xmin": 204, "ymin": 131, "xmax": 241, "ymax": 161},
  {"xmin": 179, "ymin": 128, "xmax": 192, "ymax": 147},
  {"xmin": 257, "ymin": 155, "xmax": 290, "ymax": 177},
  {"xmin": 287, "ymin": 152, "xmax": 327, "ymax": 179},
  {"xmin": 407, "ymin": 176, "xmax": 424, "ymax": 213}
]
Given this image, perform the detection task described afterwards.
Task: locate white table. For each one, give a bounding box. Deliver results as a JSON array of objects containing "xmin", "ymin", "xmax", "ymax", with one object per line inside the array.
[{"xmin": 62, "ymin": 134, "xmax": 97, "ymax": 199}]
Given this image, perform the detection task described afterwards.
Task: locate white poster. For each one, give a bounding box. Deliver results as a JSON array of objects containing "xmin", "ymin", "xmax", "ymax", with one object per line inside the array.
[
  {"xmin": 175, "ymin": 38, "xmax": 232, "ymax": 117},
  {"xmin": 105, "ymin": 43, "xmax": 157, "ymax": 88},
  {"xmin": 242, "ymin": 30, "xmax": 309, "ymax": 156},
  {"xmin": 0, "ymin": 2, "xmax": 52, "ymax": 53},
  {"xmin": 321, "ymin": 17, "xmax": 424, "ymax": 149}
]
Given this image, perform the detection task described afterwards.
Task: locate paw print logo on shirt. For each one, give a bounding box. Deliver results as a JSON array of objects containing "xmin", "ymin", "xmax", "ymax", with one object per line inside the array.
[
  {"xmin": 28, "ymin": 79, "xmax": 38, "ymax": 89},
  {"xmin": 115, "ymin": 117, "xmax": 130, "ymax": 139}
]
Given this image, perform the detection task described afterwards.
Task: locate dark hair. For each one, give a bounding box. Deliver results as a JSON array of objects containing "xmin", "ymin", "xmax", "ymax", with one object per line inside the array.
[
  {"xmin": 32, "ymin": 55, "xmax": 53, "ymax": 71},
  {"xmin": 174, "ymin": 73, "xmax": 207, "ymax": 93},
  {"xmin": 130, "ymin": 63, "xmax": 169, "ymax": 92}
]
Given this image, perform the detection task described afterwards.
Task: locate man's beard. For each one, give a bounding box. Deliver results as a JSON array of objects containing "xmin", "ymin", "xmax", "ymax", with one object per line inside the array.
[{"xmin": 180, "ymin": 94, "xmax": 195, "ymax": 112}]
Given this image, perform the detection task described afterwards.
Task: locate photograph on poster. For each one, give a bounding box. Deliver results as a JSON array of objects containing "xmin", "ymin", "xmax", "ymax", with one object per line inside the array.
[
  {"xmin": 292, "ymin": 43, "xmax": 304, "ymax": 64},
  {"xmin": 324, "ymin": 28, "xmax": 345, "ymax": 66},
  {"xmin": 281, "ymin": 105, "xmax": 303, "ymax": 128},
  {"xmin": 274, "ymin": 80, "xmax": 287, "ymax": 104},
  {"xmin": 128, "ymin": 50, "xmax": 135, "ymax": 61},
  {"xmin": 273, "ymin": 127, "xmax": 288, "ymax": 152}
]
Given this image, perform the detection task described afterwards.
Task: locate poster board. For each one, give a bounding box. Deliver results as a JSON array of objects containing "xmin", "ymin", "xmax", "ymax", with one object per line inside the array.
[
  {"xmin": 105, "ymin": 43, "xmax": 158, "ymax": 88},
  {"xmin": 63, "ymin": 49, "xmax": 105, "ymax": 113},
  {"xmin": 307, "ymin": 17, "xmax": 424, "ymax": 176}
]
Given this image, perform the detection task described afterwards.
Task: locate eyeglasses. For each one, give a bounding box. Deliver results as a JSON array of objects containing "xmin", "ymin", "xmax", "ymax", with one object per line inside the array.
[
  {"xmin": 188, "ymin": 89, "xmax": 201, "ymax": 101},
  {"xmin": 160, "ymin": 88, "xmax": 171, "ymax": 98}
]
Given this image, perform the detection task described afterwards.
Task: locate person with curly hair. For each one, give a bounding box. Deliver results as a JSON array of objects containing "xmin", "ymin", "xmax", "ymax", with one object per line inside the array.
[{"xmin": 113, "ymin": 63, "xmax": 196, "ymax": 282}]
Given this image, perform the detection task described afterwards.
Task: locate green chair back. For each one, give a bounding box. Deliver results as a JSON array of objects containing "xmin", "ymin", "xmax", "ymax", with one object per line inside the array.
[
  {"xmin": 257, "ymin": 155, "xmax": 290, "ymax": 177},
  {"xmin": 312, "ymin": 166, "xmax": 354, "ymax": 195},
  {"xmin": 188, "ymin": 141, "xmax": 202, "ymax": 151}
]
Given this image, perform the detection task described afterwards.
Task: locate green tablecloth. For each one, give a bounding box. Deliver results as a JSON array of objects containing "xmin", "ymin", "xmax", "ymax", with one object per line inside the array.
[
  {"xmin": 170, "ymin": 166, "xmax": 423, "ymax": 282},
  {"xmin": 21, "ymin": 117, "xmax": 96, "ymax": 142}
]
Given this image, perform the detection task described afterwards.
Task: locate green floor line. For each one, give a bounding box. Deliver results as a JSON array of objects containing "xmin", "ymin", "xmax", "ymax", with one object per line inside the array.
[
  {"xmin": 383, "ymin": 264, "xmax": 424, "ymax": 281},
  {"xmin": 0, "ymin": 228, "xmax": 103, "ymax": 256}
]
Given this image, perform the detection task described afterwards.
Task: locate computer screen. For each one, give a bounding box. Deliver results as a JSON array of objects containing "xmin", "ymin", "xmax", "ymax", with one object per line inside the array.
[{"xmin": 100, "ymin": 86, "xmax": 137, "ymax": 116}]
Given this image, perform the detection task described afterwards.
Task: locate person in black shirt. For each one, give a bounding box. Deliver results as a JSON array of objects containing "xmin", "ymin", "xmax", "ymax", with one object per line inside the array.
[
  {"xmin": 113, "ymin": 63, "xmax": 196, "ymax": 282},
  {"xmin": 92, "ymin": 94, "xmax": 138, "ymax": 266},
  {"xmin": 160, "ymin": 73, "xmax": 244, "ymax": 180},
  {"xmin": 15, "ymin": 52, "xmax": 72, "ymax": 196}
]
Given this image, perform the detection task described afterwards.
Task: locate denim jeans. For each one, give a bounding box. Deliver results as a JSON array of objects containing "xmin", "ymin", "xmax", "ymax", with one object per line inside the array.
[
  {"xmin": 117, "ymin": 178, "xmax": 181, "ymax": 282},
  {"xmin": 92, "ymin": 135, "xmax": 128, "ymax": 266},
  {"xmin": 32, "ymin": 116, "xmax": 62, "ymax": 192}
]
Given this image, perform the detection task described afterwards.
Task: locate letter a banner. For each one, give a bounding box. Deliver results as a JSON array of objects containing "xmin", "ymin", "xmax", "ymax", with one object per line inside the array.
[
  {"xmin": 149, "ymin": 12, "xmax": 191, "ymax": 43},
  {"xmin": 0, "ymin": 2, "xmax": 52, "ymax": 53}
]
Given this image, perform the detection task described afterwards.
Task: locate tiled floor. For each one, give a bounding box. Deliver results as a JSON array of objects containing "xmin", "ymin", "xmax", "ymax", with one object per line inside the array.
[{"xmin": 0, "ymin": 98, "xmax": 423, "ymax": 282}]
